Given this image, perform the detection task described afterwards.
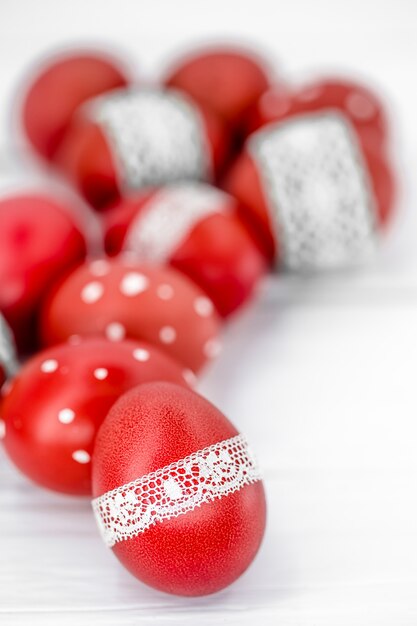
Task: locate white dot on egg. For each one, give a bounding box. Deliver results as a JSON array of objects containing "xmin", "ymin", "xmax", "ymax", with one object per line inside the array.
[
  {"xmin": 94, "ymin": 368, "xmax": 108, "ymax": 380},
  {"xmin": 81, "ymin": 281, "xmax": 104, "ymax": 304},
  {"xmin": 194, "ymin": 296, "xmax": 214, "ymax": 318},
  {"xmin": 159, "ymin": 326, "xmax": 177, "ymax": 344},
  {"xmin": 0, "ymin": 419, "xmax": 5, "ymax": 439},
  {"xmin": 89, "ymin": 259, "xmax": 110, "ymax": 276},
  {"xmin": 40, "ymin": 359, "xmax": 58, "ymax": 373},
  {"xmin": 72, "ymin": 450, "xmax": 91, "ymax": 464},
  {"xmin": 345, "ymin": 92, "xmax": 376, "ymax": 121},
  {"xmin": 157, "ymin": 284, "xmax": 174, "ymax": 300},
  {"xmin": 133, "ymin": 348, "xmax": 150, "ymax": 362},
  {"xmin": 120, "ymin": 272, "xmax": 149, "ymax": 297},
  {"xmin": 183, "ymin": 369, "xmax": 197, "ymax": 387},
  {"xmin": 105, "ymin": 322, "xmax": 126, "ymax": 342},
  {"xmin": 68, "ymin": 335, "xmax": 81, "ymax": 345},
  {"xmin": 204, "ymin": 338, "xmax": 223, "ymax": 359},
  {"xmin": 58, "ymin": 408, "xmax": 75, "ymax": 424}
]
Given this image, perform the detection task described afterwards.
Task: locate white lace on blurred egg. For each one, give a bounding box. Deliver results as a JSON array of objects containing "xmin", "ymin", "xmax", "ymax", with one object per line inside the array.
[
  {"xmin": 94, "ymin": 89, "xmax": 211, "ymax": 193},
  {"xmin": 250, "ymin": 111, "xmax": 377, "ymax": 270},
  {"xmin": 0, "ymin": 314, "xmax": 18, "ymax": 379},
  {"xmin": 125, "ymin": 183, "xmax": 231, "ymax": 263}
]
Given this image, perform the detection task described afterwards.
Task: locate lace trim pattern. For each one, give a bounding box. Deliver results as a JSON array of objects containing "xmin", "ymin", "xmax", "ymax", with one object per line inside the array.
[
  {"xmin": 0, "ymin": 314, "xmax": 17, "ymax": 377},
  {"xmin": 92, "ymin": 434, "xmax": 261, "ymax": 547},
  {"xmin": 94, "ymin": 88, "xmax": 211, "ymax": 192},
  {"xmin": 125, "ymin": 182, "xmax": 231, "ymax": 262},
  {"xmin": 250, "ymin": 111, "xmax": 377, "ymax": 270}
]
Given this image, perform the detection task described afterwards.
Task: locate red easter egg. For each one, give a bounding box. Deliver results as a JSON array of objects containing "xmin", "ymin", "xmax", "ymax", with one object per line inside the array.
[
  {"xmin": 40, "ymin": 258, "xmax": 221, "ymax": 373},
  {"xmin": 21, "ymin": 50, "xmax": 129, "ymax": 162},
  {"xmin": 104, "ymin": 183, "xmax": 267, "ymax": 317},
  {"xmin": 0, "ymin": 314, "xmax": 18, "ymax": 388},
  {"xmin": 56, "ymin": 87, "xmax": 228, "ymax": 210},
  {"xmin": 165, "ymin": 47, "xmax": 271, "ymax": 133},
  {"xmin": 1, "ymin": 338, "xmax": 191, "ymax": 495},
  {"xmin": 0, "ymin": 193, "xmax": 87, "ymax": 351},
  {"xmin": 224, "ymin": 79, "xmax": 396, "ymax": 270},
  {"xmin": 92, "ymin": 382, "xmax": 266, "ymax": 596}
]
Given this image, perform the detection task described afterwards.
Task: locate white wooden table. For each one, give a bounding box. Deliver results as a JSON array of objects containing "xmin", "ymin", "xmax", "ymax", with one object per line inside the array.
[{"xmin": 1, "ymin": 1, "xmax": 417, "ymax": 623}]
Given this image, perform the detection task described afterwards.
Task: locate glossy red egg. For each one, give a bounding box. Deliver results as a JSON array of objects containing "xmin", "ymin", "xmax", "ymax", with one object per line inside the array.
[
  {"xmin": 40, "ymin": 258, "xmax": 221, "ymax": 373},
  {"xmin": 92, "ymin": 381, "xmax": 266, "ymax": 596},
  {"xmin": 0, "ymin": 193, "xmax": 87, "ymax": 351},
  {"xmin": 21, "ymin": 50, "xmax": 129, "ymax": 162},
  {"xmin": 56, "ymin": 87, "xmax": 228, "ymax": 210},
  {"xmin": 225, "ymin": 78, "xmax": 396, "ymax": 270},
  {"xmin": 165, "ymin": 47, "xmax": 271, "ymax": 132},
  {"xmin": 104, "ymin": 183, "xmax": 267, "ymax": 317},
  {"xmin": 1, "ymin": 338, "xmax": 191, "ymax": 495},
  {"xmin": 247, "ymin": 77, "xmax": 388, "ymax": 150}
]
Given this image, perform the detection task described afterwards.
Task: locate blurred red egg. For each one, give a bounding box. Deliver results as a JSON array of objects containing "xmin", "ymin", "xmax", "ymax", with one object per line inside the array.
[
  {"xmin": 56, "ymin": 87, "xmax": 228, "ymax": 210},
  {"xmin": 104, "ymin": 182, "xmax": 267, "ymax": 317},
  {"xmin": 0, "ymin": 193, "xmax": 87, "ymax": 351},
  {"xmin": 225, "ymin": 77, "xmax": 396, "ymax": 270},
  {"xmin": 40, "ymin": 258, "xmax": 222, "ymax": 373},
  {"xmin": 21, "ymin": 49, "xmax": 129, "ymax": 162},
  {"xmin": 165, "ymin": 46, "xmax": 271, "ymax": 133}
]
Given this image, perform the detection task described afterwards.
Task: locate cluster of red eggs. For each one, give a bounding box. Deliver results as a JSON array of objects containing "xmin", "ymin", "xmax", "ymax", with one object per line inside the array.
[{"xmin": 0, "ymin": 45, "xmax": 396, "ymax": 596}]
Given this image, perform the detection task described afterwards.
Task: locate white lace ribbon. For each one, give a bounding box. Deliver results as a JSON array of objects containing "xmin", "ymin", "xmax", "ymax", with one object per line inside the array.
[
  {"xmin": 92, "ymin": 434, "xmax": 261, "ymax": 547},
  {"xmin": 249, "ymin": 110, "xmax": 377, "ymax": 270},
  {"xmin": 93, "ymin": 88, "xmax": 211, "ymax": 193},
  {"xmin": 125, "ymin": 182, "xmax": 231, "ymax": 262},
  {"xmin": 0, "ymin": 314, "xmax": 17, "ymax": 378}
]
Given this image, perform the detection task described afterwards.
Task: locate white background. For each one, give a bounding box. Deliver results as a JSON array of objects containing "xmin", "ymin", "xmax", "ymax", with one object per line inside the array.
[{"xmin": 1, "ymin": 0, "xmax": 417, "ymax": 624}]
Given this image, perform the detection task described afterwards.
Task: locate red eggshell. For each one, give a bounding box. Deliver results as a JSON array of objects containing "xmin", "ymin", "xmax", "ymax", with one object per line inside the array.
[
  {"xmin": 40, "ymin": 258, "xmax": 221, "ymax": 373},
  {"xmin": 104, "ymin": 191, "xmax": 156, "ymax": 255},
  {"xmin": 224, "ymin": 150, "xmax": 278, "ymax": 262},
  {"xmin": 248, "ymin": 78, "xmax": 388, "ymax": 150},
  {"xmin": 0, "ymin": 193, "xmax": 87, "ymax": 351},
  {"xmin": 224, "ymin": 79, "xmax": 396, "ymax": 265},
  {"xmin": 92, "ymin": 381, "xmax": 266, "ymax": 596},
  {"xmin": 165, "ymin": 47, "xmax": 270, "ymax": 131},
  {"xmin": 56, "ymin": 89, "xmax": 228, "ymax": 210},
  {"xmin": 22, "ymin": 51, "xmax": 128, "ymax": 162},
  {"xmin": 2, "ymin": 338, "xmax": 191, "ymax": 495},
  {"xmin": 104, "ymin": 186, "xmax": 267, "ymax": 317}
]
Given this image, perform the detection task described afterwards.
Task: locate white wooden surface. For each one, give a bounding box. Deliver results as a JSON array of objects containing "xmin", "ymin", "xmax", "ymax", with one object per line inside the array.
[{"xmin": 1, "ymin": 1, "xmax": 417, "ymax": 624}]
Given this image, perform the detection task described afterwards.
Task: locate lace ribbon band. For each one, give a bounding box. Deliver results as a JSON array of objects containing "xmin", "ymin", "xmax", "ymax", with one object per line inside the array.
[
  {"xmin": 250, "ymin": 111, "xmax": 377, "ymax": 270},
  {"xmin": 92, "ymin": 434, "xmax": 261, "ymax": 547},
  {"xmin": 125, "ymin": 183, "xmax": 231, "ymax": 263},
  {"xmin": 94, "ymin": 88, "xmax": 210, "ymax": 192},
  {"xmin": 0, "ymin": 315, "xmax": 17, "ymax": 377}
]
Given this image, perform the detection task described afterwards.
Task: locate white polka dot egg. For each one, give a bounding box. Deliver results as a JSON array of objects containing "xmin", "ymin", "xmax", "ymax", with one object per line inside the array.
[
  {"xmin": 1, "ymin": 337, "xmax": 192, "ymax": 495},
  {"xmin": 40, "ymin": 259, "xmax": 222, "ymax": 373}
]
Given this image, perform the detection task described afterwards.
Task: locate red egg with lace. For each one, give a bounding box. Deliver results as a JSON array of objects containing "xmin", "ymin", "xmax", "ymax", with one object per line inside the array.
[
  {"xmin": 56, "ymin": 87, "xmax": 228, "ymax": 209},
  {"xmin": 21, "ymin": 49, "xmax": 129, "ymax": 162},
  {"xmin": 92, "ymin": 381, "xmax": 266, "ymax": 596},
  {"xmin": 225, "ymin": 77, "xmax": 396, "ymax": 270},
  {"xmin": 104, "ymin": 182, "xmax": 267, "ymax": 317}
]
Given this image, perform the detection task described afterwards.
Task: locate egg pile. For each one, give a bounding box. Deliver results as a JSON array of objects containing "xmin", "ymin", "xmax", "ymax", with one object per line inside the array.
[{"xmin": 0, "ymin": 44, "xmax": 396, "ymax": 596}]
